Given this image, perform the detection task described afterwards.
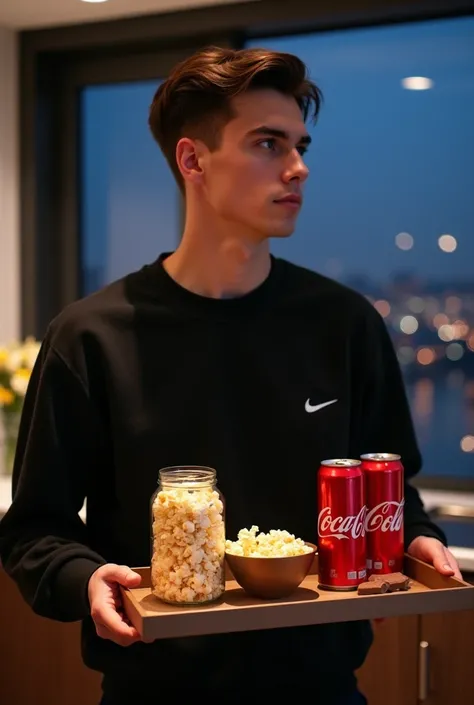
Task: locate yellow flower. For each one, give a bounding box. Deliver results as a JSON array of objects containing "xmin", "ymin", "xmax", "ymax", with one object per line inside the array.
[
  {"xmin": 22, "ymin": 338, "xmax": 41, "ymax": 370},
  {"xmin": 0, "ymin": 348, "xmax": 8, "ymax": 370},
  {"xmin": 0, "ymin": 385, "xmax": 15, "ymax": 406},
  {"xmin": 0, "ymin": 337, "xmax": 40, "ymax": 375},
  {"xmin": 4, "ymin": 346, "xmax": 24, "ymax": 373},
  {"xmin": 10, "ymin": 368, "xmax": 31, "ymax": 397}
]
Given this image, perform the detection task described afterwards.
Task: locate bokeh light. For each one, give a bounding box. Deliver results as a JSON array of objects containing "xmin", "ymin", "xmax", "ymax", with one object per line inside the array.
[
  {"xmin": 417, "ymin": 348, "xmax": 436, "ymax": 365},
  {"xmin": 395, "ymin": 232, "xmax": 414, "ymax": 250},
  {"xmin": 460, "ymin": 436, "xmax": 474, "ymax": 453},
  {"xmin": 400, "ymin": 315, "xmax": 419, "ymax": 334},
  {"xmin": 438, "ymin": 234, "xmax": 457, "ymax": 253},
  {"xmin": 374, "ymin": 299, "xmax": 391, "ymax": 318},
  {"xmin": 446, "ymin": 343, "xmax": 464, "ymax": 361}
]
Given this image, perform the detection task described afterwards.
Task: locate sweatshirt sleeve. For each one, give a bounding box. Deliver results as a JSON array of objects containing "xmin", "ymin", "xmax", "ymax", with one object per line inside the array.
[
  {"xmin": 0, "ymin": 339, "xmax": 107, "ymax": 622},
  {"xmin": 352, "ymin": 303, "xmax": 448, "ymax": 550}
]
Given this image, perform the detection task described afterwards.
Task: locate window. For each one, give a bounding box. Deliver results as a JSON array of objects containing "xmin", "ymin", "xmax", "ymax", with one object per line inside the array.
[
  {"xmin": 80, "ymin": 80, "xmax": 180, "ymax": 295},
  {"xmin": 248, "ymin": 16, "xmax": 474, "ymax": 481}
]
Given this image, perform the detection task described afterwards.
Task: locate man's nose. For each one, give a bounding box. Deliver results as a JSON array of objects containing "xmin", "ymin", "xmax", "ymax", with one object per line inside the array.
[{"xmin": 283, "ymin": 149, "xmax": 309, "ymax": 183}]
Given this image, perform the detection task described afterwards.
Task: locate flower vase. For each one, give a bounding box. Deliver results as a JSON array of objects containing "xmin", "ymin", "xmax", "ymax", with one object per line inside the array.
[{"xmin": 1, "ymin": 409, "xmax": 21, "ymax": 476}]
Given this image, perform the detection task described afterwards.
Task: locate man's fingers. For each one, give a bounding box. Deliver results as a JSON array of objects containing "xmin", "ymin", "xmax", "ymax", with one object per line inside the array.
[
  {"xmin": 92, "ymin": 604, "xmax": 141, "ymax": 646},
  {"xmin": 88, "ymin": 563, "xmax": 144, "ymax": 646},
  {"xmin": 431, "ymin": 544, "xmax": 454, "ymax": 574},
  {"xmin": 95, "ymin": 621, "xmax": 141, "ymax": 646},
  {"xmin": 95, "ymin": 622, "xmax": 140, "ymax": 647},
  {"xmin": 101, "ymin": 564, "xmax": 142, "ymax": 588},
  {"xmin": 444, "ymin": 551, "xmax": 463, "ymax": 581},
  {"xmin": 432, "ymin": 546, "xmax": 463, "ymax": 580}
]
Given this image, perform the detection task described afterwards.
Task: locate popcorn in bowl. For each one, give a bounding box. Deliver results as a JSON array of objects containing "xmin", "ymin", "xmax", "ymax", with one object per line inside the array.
[
  {"xmin": 225, "ymin": 525, "xmax": 316, "ymax": 599},
  {"xmin": 225, "ymin": 525, "xmax": 314, "ymax": 558}
]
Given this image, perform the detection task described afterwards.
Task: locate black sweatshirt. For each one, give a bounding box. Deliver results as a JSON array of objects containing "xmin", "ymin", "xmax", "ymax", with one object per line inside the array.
[{"xmin": 0, "ymin": 253, "xmax": 446, "ymax": 703}]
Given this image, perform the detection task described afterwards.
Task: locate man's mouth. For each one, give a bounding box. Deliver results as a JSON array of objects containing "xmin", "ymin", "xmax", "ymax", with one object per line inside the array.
[{"xmin": 274, "ymin": 194, "xmax": 302, "ymax": 207}]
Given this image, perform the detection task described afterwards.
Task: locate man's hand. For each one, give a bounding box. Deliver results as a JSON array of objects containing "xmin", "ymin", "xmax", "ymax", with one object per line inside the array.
[
  {"xmin": 374, "ymin": 536, "xmax": 462, "ymax": 629},
  {"xmin": 407, "ymin": 536, "xmax": 463, "ymax": 580},
  {"xmin": 88, "ymin": 564, "xmax": 144, "ymax": 647}
]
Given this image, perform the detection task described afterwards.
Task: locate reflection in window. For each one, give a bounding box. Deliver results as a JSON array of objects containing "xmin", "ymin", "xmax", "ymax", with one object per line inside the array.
[
  {"xmin": 80, "ymin": 80, "xmax": 180, "ymax": 295},
  {"xmin": 248, "ymin": 16, "xmax": 474, "ymax": 480}
]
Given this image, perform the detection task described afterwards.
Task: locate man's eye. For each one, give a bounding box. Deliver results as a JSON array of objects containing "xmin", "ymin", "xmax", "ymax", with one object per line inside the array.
[
  {"xmin": 297, "ymin": 145, "xmax": 308, "ymax": 156},
  {"xmin": 259, "ymin": 138, "xmax": 277, "ymax": 150}
]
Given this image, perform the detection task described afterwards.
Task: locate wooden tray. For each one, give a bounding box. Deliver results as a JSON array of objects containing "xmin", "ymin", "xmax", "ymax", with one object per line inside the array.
[{"xmin": 121, "ymin": 554, "xmax": 474, "ymax": 641}]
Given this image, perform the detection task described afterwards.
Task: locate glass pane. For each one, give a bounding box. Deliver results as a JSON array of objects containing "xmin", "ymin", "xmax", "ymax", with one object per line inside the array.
[
  {"xmin": 248, "ymin": 16, "xmax": 474, "ymax": 480},
  {"xmin": 80, "ymin": 80, "xmax": 180, "ymax": 295}
]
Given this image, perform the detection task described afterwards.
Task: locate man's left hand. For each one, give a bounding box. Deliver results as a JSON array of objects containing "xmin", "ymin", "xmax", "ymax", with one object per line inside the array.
[{"xmin": 407, "ymin": 535, "xmax": 463, "ymax": 580}]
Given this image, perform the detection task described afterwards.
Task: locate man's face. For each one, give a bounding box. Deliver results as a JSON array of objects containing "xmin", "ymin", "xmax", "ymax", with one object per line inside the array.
[{"xmin": 191, "ymin": 89, "xmax": 311, "ymax": 240}]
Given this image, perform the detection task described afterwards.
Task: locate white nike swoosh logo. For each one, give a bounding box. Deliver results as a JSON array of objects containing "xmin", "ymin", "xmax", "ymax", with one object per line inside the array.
[{"xmin": 305, "ymin": 398, "xmax": 338, "ymax": 414}]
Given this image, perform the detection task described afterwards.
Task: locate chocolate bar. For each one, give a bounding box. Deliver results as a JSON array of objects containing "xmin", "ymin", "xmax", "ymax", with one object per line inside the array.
[
  {"xmin": 369, "ymin": 572, "xmax": 410, "ymax": 591},
  {"xmin": 357, "ymin": 580, "xmax": 389, "ymax": 595}
]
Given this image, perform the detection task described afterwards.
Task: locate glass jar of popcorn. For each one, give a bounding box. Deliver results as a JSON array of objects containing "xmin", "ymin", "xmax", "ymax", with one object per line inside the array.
[{"xmin": 150, "ymin": 466, "xmax": 226, "ymax": 605}]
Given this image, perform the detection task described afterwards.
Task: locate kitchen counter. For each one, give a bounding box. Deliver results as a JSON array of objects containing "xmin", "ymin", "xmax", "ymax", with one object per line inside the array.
[{"xmin": 1, "ymin": 476, "xmax": 473, "ymax": 572}]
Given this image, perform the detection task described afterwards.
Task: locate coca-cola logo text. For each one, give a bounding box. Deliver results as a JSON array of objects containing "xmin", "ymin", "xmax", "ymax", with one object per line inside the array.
[
  {"xmin": 318, "ymin": 506, "xmax": 367, "ymax": 540},
  {"xmin": 318, "ymin": 500, "xmax": 404, "ymax": 540},
  {"xmin": 365, "ymin": 500, "xmax": 404, "ymax": 533}
]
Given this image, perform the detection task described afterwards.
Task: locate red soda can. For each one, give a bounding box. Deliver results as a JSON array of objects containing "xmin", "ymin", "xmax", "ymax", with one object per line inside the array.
[
  {"xmin": 360, "ymin": 453, "xmax": 404, "ymax": 575},
  {"xmin": 317, "ymin": 459, "xmax": 367, "ymax": 591}
]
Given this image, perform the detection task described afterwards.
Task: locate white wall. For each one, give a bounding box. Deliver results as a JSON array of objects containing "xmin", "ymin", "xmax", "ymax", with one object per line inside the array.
[{"xmin": 0, "ymin": 26, "xmax": 19, "ymax": 343}]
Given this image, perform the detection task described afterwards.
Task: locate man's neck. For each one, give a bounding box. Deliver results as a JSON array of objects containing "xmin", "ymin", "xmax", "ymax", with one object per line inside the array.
[{"xmin": 163, "ymin": 224, "xmax": 272, "ymax": 300}]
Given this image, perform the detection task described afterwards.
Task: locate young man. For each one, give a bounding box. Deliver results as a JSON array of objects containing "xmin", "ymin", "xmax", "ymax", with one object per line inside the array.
[{"xmin": 0, "ymin": 46, "xmax": 461, "ymax": 704}]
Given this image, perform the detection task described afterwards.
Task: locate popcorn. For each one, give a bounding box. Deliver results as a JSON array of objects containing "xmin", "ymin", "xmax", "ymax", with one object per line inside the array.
[
  {"xmin": 225, "ymin": 525, "xmax": 313, "ymax": 558},
  {"xmin": 151, "ymin": 487, "xmax": 225, "ymax": 604}
]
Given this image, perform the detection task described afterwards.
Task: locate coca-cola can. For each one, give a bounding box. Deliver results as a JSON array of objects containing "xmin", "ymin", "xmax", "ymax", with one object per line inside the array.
[
  {"xmin": 360, "ymin": 453, "xmax": 404, "ymax": 575},
  {"xmin": 317, "ymin": 459, "xmax": 367, "ymax": 591}
]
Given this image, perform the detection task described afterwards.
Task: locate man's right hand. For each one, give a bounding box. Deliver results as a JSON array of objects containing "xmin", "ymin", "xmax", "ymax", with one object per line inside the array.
[{"xmin": 88, "ymin": 564, "xmax": 143, "ymax": 647}]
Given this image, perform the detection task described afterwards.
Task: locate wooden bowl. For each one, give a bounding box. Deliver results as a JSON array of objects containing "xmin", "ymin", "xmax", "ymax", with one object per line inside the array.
[{"xmin": 225, "ymin": 542, "xmax": 317, "ymax": 599}]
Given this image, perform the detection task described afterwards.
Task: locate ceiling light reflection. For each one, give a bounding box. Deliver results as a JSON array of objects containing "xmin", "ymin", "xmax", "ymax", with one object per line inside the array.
[{"xmin": 401, "ymin": 76, "xmax": 434, "ymax": 90}]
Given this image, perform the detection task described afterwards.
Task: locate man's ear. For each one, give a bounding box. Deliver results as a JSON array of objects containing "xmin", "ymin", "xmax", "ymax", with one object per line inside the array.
[{"xmin": 176, "ymin": 137, "xmax": 206, "ymax": 186}]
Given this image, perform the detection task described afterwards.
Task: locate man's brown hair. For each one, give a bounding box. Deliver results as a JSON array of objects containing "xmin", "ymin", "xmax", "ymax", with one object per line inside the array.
[{"xmin": 148, "ymin": 45, "xmax": 323, "ymax": 191}]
